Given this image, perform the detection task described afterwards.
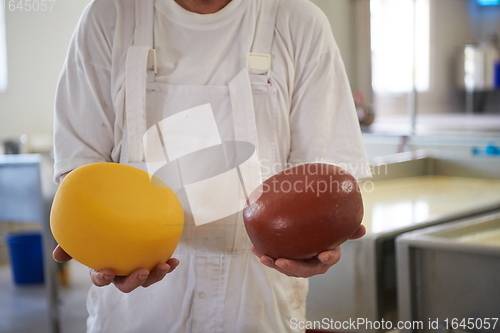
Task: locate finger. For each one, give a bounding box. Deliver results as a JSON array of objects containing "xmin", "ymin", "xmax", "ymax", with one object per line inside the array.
[
  {"xmin": 251, "ymin": 246, "xmax": 334, "ymax": 277},
  {"xmin": 252, "ymin": 246, "xmax": 321, "ymax": 277},
  {"xmin": 250, "ymin": 246, "xmax": 264, "ymax": 259},
  {"xmin": 112, "ymin": 268, "xmax": 150, "ymax": 293},
  {"xmin": 90, "ymin": 268, "xmax": 116, "ymax": 287},
  {"xmin": 166, "ymin": 258, "xmax": 180, "ymax": 273},
  {"xmin": 254, "ymin": 253, "xmax": 298, "ymax": 277},
  {"xmin": 317, "ymin": 247, "xmax": 342, "ymax": 265},
  {"xmin": 251, "ymin": 246, "xmax": 284, "ymax": 271},
  {"xmin": 53, "ymin": 245, "xmax": 72, "ymax": 263},
  {"xmin": 260, "ymin": 257, "xmax": 297, "ymax": 277},
  {"xmin": 349, "ymin": 224, "xmax": 366, "ymax": 240},
  {"xmin": 274, "ymin": 255, "xmax": 337, "ymax": 278},
  {"xmin": 274, "ymin": 258, "xmax": 323, "ymax": 278},
  {"xmin": 142, "ymin": 263, "xmax": 170, "ymax": 288},
  {"xmin": 136, "ymin": 258, "xmax": 180, "ymax": 288}
]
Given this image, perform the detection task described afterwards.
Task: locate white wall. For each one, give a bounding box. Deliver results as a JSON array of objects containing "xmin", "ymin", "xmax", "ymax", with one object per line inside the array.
[{"xmin": 0, "ymin": 0, "xmax": 91, "ymax": 150}]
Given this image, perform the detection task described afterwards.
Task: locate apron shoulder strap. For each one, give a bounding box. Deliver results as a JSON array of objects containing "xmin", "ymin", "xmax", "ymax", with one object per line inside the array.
[
  {"xmin": 247, "ymin": 0, "xmax": 279, "ymax": 77},
  {"xmin": 251, "ymin": 0, "xmax": 279, "ymax": 54},
  {"xmin": 134, "ymin": 0, "xmax": 157, "ymax": 77},
  {"xmin": 126, "ymin": 0, "xmax": 155, "ymax": 163}
]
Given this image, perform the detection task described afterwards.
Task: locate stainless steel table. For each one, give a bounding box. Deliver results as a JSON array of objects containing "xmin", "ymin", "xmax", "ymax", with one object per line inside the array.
[
  {"xmin": 0, "ymin": 153, "xmax": 60, "ymax": 333},
  {"xmin": 396, "ymin": 211, "xmax": 500, "ymax": 333}
]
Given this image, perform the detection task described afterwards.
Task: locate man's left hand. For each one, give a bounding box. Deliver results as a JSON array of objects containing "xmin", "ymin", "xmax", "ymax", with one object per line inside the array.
[{"xmin": 251, "ymin": 224, "xmax": 366, "ymax": 278}]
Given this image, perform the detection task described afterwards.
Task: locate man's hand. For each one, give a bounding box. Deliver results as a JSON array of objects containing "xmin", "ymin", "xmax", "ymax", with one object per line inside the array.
[
  {"xmin": 53, "ymin": 245, "xmax": 179, "ymax": 293},
  {"xmin": 251, "ymin": 224, "xmax": 366, "ymax": 278}
]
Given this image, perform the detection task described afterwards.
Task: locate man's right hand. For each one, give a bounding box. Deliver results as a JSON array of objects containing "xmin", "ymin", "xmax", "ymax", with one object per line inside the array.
[{"xmin": 52, "ymin": 245, "xmax": 180, "ymax": 293}]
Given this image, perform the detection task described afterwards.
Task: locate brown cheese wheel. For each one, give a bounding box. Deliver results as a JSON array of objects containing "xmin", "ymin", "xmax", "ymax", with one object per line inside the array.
[{"xmin": 243, "ymin": 163, "xmax": 363, "ymax": 260}]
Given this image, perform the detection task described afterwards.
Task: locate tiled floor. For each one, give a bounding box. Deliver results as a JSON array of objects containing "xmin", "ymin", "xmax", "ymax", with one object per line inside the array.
[{"xmin": 0, "ymin": 261, "xmax": 91, "ymax": 333}]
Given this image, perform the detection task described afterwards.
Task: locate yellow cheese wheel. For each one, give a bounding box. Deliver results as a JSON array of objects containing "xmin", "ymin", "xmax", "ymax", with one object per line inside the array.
[{"xmin": 50, "ymin": 162, "xmax": 184, "ymax": 276}]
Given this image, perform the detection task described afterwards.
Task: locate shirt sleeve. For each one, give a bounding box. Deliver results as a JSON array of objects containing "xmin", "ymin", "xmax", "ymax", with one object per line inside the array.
[
  {"xmin": 287, "ymin": 3, "xmax": 371, "ymax": 180},
  {"xmin": 53, "ymin": 1, "xmax": 117, "ymax": 183}
]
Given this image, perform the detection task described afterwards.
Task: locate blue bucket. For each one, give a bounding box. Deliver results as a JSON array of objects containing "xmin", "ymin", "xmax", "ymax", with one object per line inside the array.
[{"xmin": 4, "ymin": 232, "xmax": 45, "ymax": 285}]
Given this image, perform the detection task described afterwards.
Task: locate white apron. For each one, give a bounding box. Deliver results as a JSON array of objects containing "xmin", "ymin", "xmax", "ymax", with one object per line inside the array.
[{"xmin": 86, "ymin": 1, "xmax": 308, "ymax": 332}]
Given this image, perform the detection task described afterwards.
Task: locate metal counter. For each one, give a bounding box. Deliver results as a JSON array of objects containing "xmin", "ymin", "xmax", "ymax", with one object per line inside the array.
[{"xmin": 396, "ymin": 211, "xmax": 500, "ymax": 333}]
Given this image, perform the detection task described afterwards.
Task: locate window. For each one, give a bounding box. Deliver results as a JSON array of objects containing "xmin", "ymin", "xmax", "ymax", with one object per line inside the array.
[
  {"xmin": 0, "ymin": 5, "xmax": 7, "ymax": 92},
  {"xmin": 370, "ymin": 0, "xmax": 430, "ymax": 94}
]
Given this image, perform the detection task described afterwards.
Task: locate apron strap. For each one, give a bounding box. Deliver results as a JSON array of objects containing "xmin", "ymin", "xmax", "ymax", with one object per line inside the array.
[
  {"xmin": 229, "ymin": 70, "xmax": 258, "ymax": 149},
  {"xmin": 134, "ymin": 0, "xmax": 156, "ymax": 82},
  {"xmin": 235, "ymin": 0, "xmax": 280, "ymax": 196},
  {"xmin": 126, "ymin": 46, "xmax": 150, "ymax": 163},
  {"xmin": 247, "ymin": 0, "xmax": 279, "ymax": 76},
  {"xmin": 228, "ymin": 69, "xmax": 263, "ymax": 200},
  {"xmin": 237, "ymin": 0, "xmax": 280, "ymax": 155},
  {"xmin": 125, "ymin": 0, "xmax": 156, "ymax": 163}
]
